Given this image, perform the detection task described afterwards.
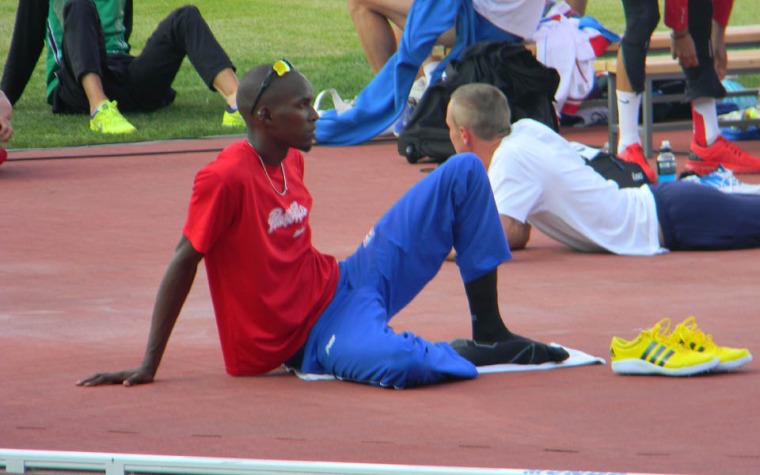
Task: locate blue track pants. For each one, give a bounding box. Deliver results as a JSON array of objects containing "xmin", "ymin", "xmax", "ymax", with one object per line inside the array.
[{"xmin": 298, "ymin": 153, "xmax": 511, "ymax": 388}]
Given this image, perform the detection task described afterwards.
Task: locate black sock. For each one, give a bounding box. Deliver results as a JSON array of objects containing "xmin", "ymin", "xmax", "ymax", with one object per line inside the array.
[{"xmin": 464, "ymin": 270, "xmax": 510, "ymax": 343}]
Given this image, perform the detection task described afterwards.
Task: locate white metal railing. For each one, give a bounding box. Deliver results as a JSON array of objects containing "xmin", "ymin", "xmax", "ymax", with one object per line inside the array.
[{"xmin": 0, "ymin": 449, "xmax": 681, "ymax": 475}]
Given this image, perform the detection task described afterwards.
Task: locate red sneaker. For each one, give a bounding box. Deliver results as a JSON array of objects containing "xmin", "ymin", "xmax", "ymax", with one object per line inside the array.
[
  {"xmin": 618, "ymin": 143, "xmax": 656, "ymax": 183},
  {"xmin": 687, "ymin": 136, "xmax": 760, "ymax": 175},
  {"xmin": 0, "ymin": 146, "xmax": 6, "ymax": 166}
]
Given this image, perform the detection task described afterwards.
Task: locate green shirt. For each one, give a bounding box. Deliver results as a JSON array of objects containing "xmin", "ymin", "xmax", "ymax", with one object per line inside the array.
[{"xmin": 45, "ymin": 0, "xmax": 130, "ymax": 102}]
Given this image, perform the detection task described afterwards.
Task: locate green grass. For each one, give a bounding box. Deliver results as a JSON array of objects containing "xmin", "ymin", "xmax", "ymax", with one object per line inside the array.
[
  {"xmin": 1, "ymin": 0, "xmax": 759, "ymax": 149},
  {"xmin": 0, "ymin": 0, "xmax": 373, "ymax": 148}
]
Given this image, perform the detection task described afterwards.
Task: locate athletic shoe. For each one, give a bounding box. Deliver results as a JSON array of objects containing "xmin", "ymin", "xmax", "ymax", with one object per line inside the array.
[
  {"xmin": 89, "ymin": 101, "xmax": 136, "ymax": 134},
  {"xmin": 670, "ymin": 317, "xmax": 752, "ymax": 371},
  {"xmin": 686, "ymin": 135, "xmax": 760, "ymax": 175},
  {"xmin": 681, "ymin": 165, "xmax": 760, "ymax": 195},
  {"xmin": 451, "ymin": 335, "xmax": 569, "ymax": 366},
  {"xmin": 0, "ymin": 146, "xmax": 6, "ymax": 166},
  {"xmin": 222, "ymin": 109, "xmax": 245, "ymax": 127},
  {"xmin": 610, "ymin": 318, "xmax": 719, "ymax": 376},
  {"xmin": 618, "ymin": 143, "xmax": 656, "ymax": 183}
]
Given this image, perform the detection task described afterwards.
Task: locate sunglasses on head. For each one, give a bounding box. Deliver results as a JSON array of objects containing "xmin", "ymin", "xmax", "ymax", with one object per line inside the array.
[{"xmin": 250, "ymin": 59, "xmax": 295, "ymax": 115}]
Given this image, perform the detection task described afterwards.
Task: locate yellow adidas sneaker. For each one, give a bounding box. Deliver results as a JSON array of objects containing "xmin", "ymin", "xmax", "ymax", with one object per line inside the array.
[
  {"xmin": 90, "ymin": 100, "xmax": 136, "ymax": 134},
  {"xmin": 222, "ymin": 109, "xmax": 245, "ymax": 127},
  {"xmin": 671, "ymin": 317, "xmax": 752, "ymax": 371},
  {"xmin": 610, "ymin": 318, "xmax": 719, "ymax": 376}
]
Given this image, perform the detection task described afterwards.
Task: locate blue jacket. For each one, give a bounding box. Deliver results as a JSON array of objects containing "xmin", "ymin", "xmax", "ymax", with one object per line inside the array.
[{"xmin": 316, "ymin": 0, "xmax": 512, "ymax": 146}]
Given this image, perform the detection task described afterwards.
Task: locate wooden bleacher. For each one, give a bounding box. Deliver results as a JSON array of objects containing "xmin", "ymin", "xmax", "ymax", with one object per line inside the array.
[{"xmin": 598, "ymin": 25, "xmax": 760, "ymax": 56}]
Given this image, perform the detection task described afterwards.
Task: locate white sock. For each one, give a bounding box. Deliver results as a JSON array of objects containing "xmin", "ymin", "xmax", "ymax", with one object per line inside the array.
[
  {"xmin": 691, "ymin": 97, "xmax": 719, "ymax": 146},
  {"xmin": 616, "ymin": 90, "xmax": 642, "ymax": 153}
]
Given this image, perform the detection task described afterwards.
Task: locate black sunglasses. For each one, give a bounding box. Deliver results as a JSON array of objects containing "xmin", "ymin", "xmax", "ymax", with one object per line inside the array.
[{"xmin": 249, "ymin": 59, "xmax": 295, "ymax": 115}]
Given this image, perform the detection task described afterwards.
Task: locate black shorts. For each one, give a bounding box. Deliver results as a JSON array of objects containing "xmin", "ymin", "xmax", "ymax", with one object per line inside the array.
[{"xmin": 621, "ymin": 0, "xmax": 725, "ymax": 100}]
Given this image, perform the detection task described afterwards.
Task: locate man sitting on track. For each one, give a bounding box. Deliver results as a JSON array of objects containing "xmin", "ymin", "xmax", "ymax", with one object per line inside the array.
[
  {"xmin": 446, "ymin": 83, "xmax": 760, "ymax": 256},
  {"xmin": 77, "ymin": 61, "xmax": 567, "ymax": 390}
]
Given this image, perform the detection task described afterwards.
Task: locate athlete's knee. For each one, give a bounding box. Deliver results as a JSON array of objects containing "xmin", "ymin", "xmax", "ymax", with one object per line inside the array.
[
  {"xmin": 347, "ymin": 0, "xmax": 398, "ymax": 16},
  {"xmin": 171, "ymin": 5, "xmax": 203, "ymax": 24},
  {"xmin": 446, "ymin": 152, "xmax": 481, "ymax": 167},
  {"xmin": 441, "ymin": 153, "xmax": 488, "ymax": 182},
  {"xmin": 643, "ymin": 9, "xmax": 660, "ymax": 38},
  {"xmin": 623, "ymin": 8, "xmax": 659, "ymax": 46},
  {"xmin": 63, "ymin": 0, "xmax": 99, "ymax": 23},
  {"xmin": 64, "ymin": 0, "xmax": 96, "ymax": 11},
  {"xmin": 446, "ymin": 153, "xmax": 491, "ymax": 199},
  {"xmin": 346, "ymin": 0, "xmax": 363, "ymax": 15}
]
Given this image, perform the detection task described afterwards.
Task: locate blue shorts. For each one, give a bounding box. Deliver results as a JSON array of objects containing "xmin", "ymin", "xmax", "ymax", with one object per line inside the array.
[
  {"xmin": 651, "ymin": 181, "xmax": 760, "ymax": 250},
  {"xmin": 297, "ymin": 154, "xmax": 511, "ymax": 388}
]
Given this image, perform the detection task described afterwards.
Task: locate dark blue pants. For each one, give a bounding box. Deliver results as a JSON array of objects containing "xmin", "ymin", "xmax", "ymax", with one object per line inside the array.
[{"xmin": 651, "ymin": 181, "xmax": 760, "ymax": 250}]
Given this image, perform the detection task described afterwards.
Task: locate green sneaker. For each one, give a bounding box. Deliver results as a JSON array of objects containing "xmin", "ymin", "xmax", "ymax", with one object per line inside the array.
[
  {"xmin": 90, "ymin": 101, "xmax": 136, "ymax": 134},
  {"xmin": 222, "ymin": 109, "xmax": 245, "ymax": 127}
]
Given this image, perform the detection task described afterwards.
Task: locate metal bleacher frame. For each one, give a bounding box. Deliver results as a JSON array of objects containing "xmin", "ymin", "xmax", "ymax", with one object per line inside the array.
[{"xmin": 599, "ymin": 26, "xmax": 760, "ymax": 157}]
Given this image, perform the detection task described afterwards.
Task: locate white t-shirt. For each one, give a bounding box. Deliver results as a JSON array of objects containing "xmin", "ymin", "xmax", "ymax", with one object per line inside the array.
[
  {"xmin": 489, "ymin": 119, "xmax": 665, "ymax": 256},
  {"xmin": 472, "ymin": 0, "xmax": 545, "ymax": 40}
]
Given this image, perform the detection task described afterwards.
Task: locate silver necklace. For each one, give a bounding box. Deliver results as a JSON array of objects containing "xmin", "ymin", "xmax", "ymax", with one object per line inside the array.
[{"xmin": 249, "ymin": 141, "xmax": 288, "ymax": 196}]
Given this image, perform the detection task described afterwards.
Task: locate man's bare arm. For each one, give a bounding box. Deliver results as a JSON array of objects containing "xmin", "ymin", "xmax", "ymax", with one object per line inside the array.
[
  {"xmin": 77, "ymin": 235, "xmax": 204, "ymax": 387},
  {"xmin": 501, "ymin": 214, "xmax": 531, "ymax": 250},
  {"xmin": 0, "ymin": 91, "xmax": 13, "ymax": 142},
  {"xmin": 711, "ymin": 19, "xmax": 728, "ymax": 79}
]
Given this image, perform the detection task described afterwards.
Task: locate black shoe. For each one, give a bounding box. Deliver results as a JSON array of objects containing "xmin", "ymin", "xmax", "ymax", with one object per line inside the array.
[{"xmin": 451, "ymin": 336, "xmax": 569, "ymax": 366}]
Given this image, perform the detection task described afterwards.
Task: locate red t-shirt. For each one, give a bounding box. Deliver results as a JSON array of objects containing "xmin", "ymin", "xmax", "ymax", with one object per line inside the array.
[
  {"xmin": 183, "ymin": 141, "xmax": 339, "ymax": 375},
  {"xmin": 664, "ymin": 0, "xmax": 733, "ymax": 31}
]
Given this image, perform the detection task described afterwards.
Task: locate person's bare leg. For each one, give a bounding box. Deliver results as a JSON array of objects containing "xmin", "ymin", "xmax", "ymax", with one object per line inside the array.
[
  {"xmin": 80, "ymin": 73, "xmax": 109, "ymax": 115},
  {"xmin": 566, "ymin": 0, "xmax": 587, "ymax": 15},
  {"xmin": 347, "ymin": 0, "xmax": 415, "ymax": 72},
  {"xmin": 615, "ymin": 48, "xmax": 643, "ymax": 153},
  {"xmin": 212, "ymin": 67, "xmax": 239, "ymax": 109},
  {"xmin": 613, "ymin": 48, "xmax": 658, "ymax": 181},
  {"xmin": 616, "ymin": 49, "xmax": 635, "ymax": 94},
  {"xmin": 82, "ymin": 71, "xmax": 136, "ymax": 134}
]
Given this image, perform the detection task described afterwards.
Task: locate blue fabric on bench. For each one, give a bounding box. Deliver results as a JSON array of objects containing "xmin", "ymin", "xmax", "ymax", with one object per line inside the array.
[{"xmin": 315, "ymin": 0, "xmax": 515, "ymax": 146}]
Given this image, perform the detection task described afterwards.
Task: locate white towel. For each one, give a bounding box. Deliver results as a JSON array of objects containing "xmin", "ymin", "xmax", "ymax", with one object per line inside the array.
[
  {"xmin": 288, "ymin": 344, "xmax": 605, "ymax": 381},
  {"xmin": 476, "ymin": 343, "xmax": 605, "ymax": 374}
]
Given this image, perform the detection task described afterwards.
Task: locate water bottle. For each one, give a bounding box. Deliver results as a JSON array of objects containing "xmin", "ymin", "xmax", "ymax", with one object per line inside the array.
[{"xmin": 656, "ymin": 140, "xmax": 677, "ymax": 182}]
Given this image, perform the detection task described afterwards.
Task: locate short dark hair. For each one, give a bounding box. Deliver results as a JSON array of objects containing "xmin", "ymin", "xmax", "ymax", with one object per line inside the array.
[{"xmin": 449, "ymin": 84, "xmax": 511, "ymax": 140}]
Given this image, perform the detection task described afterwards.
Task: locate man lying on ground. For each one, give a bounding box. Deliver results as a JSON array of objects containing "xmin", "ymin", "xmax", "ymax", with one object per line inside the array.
[{"xmin": 446, "ymin": 83, "xmax": 760, "ymax": 256}]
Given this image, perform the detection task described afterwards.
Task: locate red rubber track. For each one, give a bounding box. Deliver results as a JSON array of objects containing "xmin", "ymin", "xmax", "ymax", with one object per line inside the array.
[{"xmin": 1, "ymin": 127, "xmax": 758, "ymax": 475}]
